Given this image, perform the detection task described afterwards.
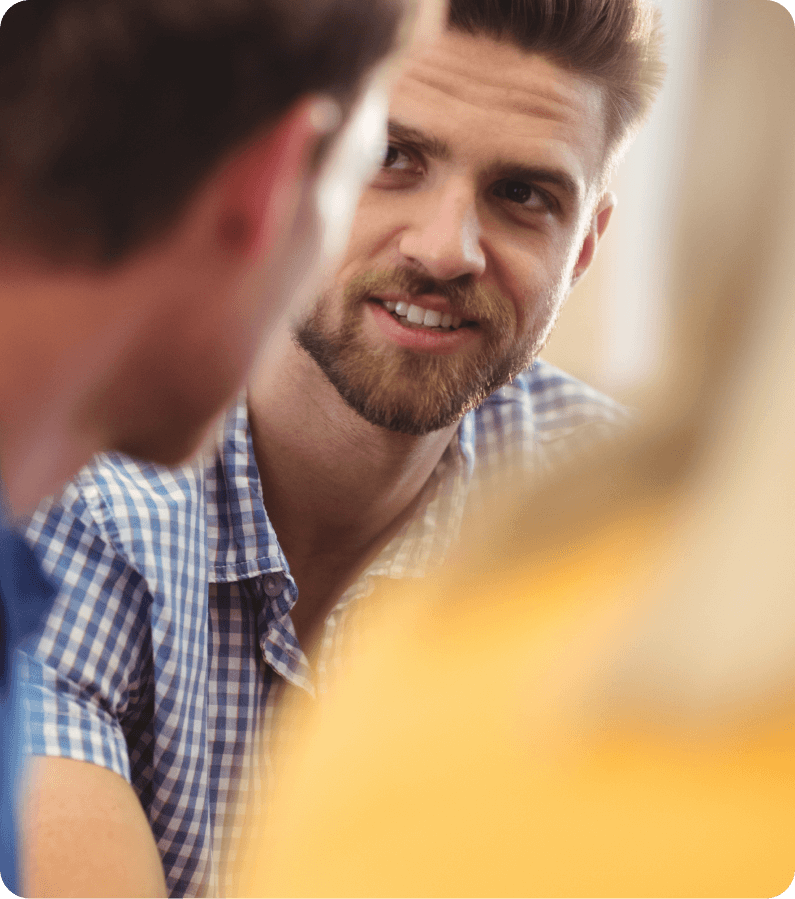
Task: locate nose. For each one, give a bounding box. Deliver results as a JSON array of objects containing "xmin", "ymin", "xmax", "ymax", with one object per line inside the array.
[{"xmin": 398, "ymin": 180, "xmax": 486, "ymax": 282}]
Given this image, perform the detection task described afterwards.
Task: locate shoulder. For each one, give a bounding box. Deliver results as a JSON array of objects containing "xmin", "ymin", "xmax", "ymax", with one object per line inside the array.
[
  {"xmin": 25, "ymin": 452, "xmax": 207, "ymax": 591},
  {"xmin": 461, "ymin": 361, "xmax": 630, "ymax": 479},
  {"xmin": 479, "ymin": 360, "xmax": 629, "ymax": 434}
]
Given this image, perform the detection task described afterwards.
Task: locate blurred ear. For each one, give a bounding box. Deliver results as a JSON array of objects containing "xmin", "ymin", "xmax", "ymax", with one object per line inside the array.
[
  {"xmin": 211, "ymin": 96, "xmax": 341, "ymax": 262},
  {"xmin": 571, "ymin": 192, "xmax": 615, "ymax": 285}
]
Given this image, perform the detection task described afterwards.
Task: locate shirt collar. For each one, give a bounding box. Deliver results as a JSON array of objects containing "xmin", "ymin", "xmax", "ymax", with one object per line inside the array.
[
  {"xmin": 206, "ymin": 394, "xmax": 289, "ymax": 584},
  {"xmin": 206, "ymin": 393, "xmax": 481, "ymax": 588}
]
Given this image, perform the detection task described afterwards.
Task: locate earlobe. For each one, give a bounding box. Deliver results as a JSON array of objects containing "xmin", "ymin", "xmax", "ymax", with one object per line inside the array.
[{"xmin": 571, "ymin": 192, "xmax": 616, "ymax": 284}]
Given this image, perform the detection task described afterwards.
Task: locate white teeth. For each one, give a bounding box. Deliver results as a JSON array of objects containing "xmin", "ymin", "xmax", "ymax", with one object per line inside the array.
[
  {"xmin": 406, "ymin": 304, "xmax": 425, "ymax": 324},
  {"xmin": 380, "ymin": 298, "xmax": 467, "ymax": 331}
]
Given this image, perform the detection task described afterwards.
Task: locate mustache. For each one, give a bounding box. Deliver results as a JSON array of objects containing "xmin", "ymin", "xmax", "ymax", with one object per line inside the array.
[{"xmin": 343, "ymin": 267, "xmax": 510, "ymax": 324}]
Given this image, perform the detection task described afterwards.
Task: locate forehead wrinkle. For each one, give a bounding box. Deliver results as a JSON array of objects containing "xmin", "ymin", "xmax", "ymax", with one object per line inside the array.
[
  {"xmin": 406, "ymin": 61, "xmax": 587, "ymax": 127},
  {"xmin": 394, "ymin": 75, "xmax": 592, "ymax": 196},
  {"xmin": 401, "ymin": 70, "xmax": 606, "ymax": 194}
]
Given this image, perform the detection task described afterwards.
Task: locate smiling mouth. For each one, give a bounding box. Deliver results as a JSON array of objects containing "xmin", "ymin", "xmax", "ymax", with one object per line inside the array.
[{"xmin": 374, "ymin": 298, "xmax": 477, "ymax": 332}]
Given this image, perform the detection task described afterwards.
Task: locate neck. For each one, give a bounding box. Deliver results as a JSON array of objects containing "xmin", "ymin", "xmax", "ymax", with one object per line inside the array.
[
  {"xmin": 247, "ymin": 327, "xmax": 457, "ymax": 642},
  {"xmin": 0, "ymin": 270, "xmax": 110, "ymax": 515},
  {"xmin": 0, "ymin": 246, "xmax": 172, "ymax": 516}
]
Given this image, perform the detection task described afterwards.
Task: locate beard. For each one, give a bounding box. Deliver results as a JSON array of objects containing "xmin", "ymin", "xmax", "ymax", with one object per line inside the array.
[{"xmin": 294, "ymin": 267, "xmax": 558, "ymax": 436}]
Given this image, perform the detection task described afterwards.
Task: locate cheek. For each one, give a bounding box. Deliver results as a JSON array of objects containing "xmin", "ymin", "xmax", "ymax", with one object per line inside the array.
[
  {"xmin": 500, "ymin": 278, "xmax": 560, "ymax": 349},
  {"xmin": 307, "ymin": 281, "xmax": 348, "ymax": 332},
  {"xmin": 493, "ymin": 258, "xmax": 542, "ymax": 335},
  {"xmin": 333, "ymin": 237, "xmax": 367, "ymax": 281},
  {"xmin": 327, "ymin": 221, "xmax": 391, "ymax": 295},
  {"xmin": 348, "ymin": 191, "xmax": 408, "ymax": 260},
  {"xmin": 507, "ymin": 241, "xmax": 572, "ymax": 328}
]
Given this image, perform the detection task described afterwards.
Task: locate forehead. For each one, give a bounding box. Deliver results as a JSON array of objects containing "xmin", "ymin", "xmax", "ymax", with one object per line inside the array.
[{"xmin": 390, "ymin": 30, "xmax": 607, "ymax": 195}]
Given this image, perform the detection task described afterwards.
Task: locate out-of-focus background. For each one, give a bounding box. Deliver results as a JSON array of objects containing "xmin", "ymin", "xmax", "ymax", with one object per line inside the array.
[{"xmin": 543, "ymin": 0, "xmax": 793, "ymax": 406}]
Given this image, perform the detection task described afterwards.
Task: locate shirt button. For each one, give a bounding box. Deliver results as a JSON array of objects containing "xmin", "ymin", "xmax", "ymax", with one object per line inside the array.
[{"xmin": 262, "ymin": 574, "xmax": 283, "ymax": 597}]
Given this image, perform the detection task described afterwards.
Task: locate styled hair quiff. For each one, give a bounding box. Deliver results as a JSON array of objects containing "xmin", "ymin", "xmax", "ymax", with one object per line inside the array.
[
  {"xmin": 448, "ymin": 0, "xmax": 665, "ymax": 176},
  {"xmin": 0, "ymin": 0, "xmax": 407, "ymax": 264}
]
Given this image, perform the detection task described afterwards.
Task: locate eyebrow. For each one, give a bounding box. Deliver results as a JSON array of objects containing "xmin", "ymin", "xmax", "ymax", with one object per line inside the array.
[
  {"xmin": 387, "ymin": 120, "xmax": 452, "ymax": 161},
  {"xmin": 387, "ymin": 119, "xmax": 582, "ymax": 204}
]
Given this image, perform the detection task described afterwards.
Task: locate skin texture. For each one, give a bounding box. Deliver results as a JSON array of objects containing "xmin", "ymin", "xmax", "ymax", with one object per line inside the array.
[
  {"xmin": 20, "ymin": 758, "xmax": 167, "ymax": 898},
  {"xmin": 248, "ymin": 31, "xmax": 615, "ymax": 652}
]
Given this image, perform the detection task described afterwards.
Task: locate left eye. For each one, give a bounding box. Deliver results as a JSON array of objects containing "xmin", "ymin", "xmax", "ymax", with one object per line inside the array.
[{"xmin": 494, "ymin": 180, "xmax": 549, "ymax": 210}]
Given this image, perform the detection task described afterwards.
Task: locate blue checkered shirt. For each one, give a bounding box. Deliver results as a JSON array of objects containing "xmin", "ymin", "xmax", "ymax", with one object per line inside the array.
[{"xmin": 21, "ymin": 361, "xmax": 626, "ymax": 897}]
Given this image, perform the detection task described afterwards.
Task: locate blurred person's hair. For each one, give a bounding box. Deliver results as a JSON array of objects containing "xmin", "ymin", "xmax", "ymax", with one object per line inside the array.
[
  {"xmin": 0, "ymin": 0, "xmax": 406, "ymax": 264},
  {"xmin": 448, "ymin": 0, "xmax": 665, "ymax": 180}
]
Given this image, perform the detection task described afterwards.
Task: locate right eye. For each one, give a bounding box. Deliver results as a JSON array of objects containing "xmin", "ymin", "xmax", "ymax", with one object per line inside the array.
[
  {"xmin": 382, "ymin": 144, "xmax": 415, "ymax": 170},
  {"xmin": 371, "ymin": 143, "xmax": 423, "ymax": 190}
]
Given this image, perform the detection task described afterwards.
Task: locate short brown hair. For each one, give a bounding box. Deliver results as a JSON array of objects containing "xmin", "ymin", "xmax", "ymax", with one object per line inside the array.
[
  {"xmin": 0, "ymin": 0, "xmax": 407, "ymax": 264},
  {"xmin": 448, "ymin": 0, "xmax": 665, "ymax": 176}
]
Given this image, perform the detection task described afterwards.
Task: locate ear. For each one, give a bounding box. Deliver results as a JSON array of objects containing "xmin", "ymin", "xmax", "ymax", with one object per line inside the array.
[
  {"xmin": 212, "ymin": 96, "xmax": 341, "ymax": 261},
  {"xmin": 571, "ymin": 191, "xmax": 616, "ymax": 285}
]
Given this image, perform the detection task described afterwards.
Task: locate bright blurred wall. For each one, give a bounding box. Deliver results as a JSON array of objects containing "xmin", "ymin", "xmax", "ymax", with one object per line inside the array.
[{"xmin": 542, "ymin": 0, "xmax": 710, "ymax": 403}]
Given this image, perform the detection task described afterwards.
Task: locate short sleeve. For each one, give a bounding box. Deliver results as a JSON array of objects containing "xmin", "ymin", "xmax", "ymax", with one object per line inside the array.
[{"xmin": 19, "ymin": 485, "xmax": 155, "ymax": 784}]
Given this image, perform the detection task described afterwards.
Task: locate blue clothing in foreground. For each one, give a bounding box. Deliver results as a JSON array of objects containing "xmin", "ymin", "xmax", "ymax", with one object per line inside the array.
[
  {"xmin": 21, "ymin": 361, "xmax": 628, "ymax": 896},
  {"xmin": 0, "ymin": 499, "xmax": 56, "ymax": 896}
]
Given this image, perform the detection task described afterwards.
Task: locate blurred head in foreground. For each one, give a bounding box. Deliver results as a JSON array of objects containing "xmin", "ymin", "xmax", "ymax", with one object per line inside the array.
[{"xmin": 0, "ymin": 0, "xmax": 437, "ymax": 512}]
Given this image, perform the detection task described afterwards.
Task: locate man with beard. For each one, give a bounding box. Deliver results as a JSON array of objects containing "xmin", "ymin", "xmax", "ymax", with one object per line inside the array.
[
  {"xmin": 20, "ymin": 0, "xmax": 663, "ymax": 895},
  {"xmin": 240, "ymin": 5, "xmax": 795, "ymax": 894}
]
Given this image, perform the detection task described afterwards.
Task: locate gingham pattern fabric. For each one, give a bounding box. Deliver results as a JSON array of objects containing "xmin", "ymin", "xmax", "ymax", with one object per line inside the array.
[{"xmin": 21, "ymin": 360, "xmax": 626, "ymax": 897}]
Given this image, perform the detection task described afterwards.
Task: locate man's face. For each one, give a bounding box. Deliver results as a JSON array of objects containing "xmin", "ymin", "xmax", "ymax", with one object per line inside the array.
[{"xmin": 296, "ymin": 30, "xmax": 610, "ymax": 435}]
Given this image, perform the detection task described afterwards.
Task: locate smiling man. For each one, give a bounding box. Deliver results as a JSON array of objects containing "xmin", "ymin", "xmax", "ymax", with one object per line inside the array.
[
  {"xmin": 245, "ymin": 4, "xmax": 663, "ymax": 651},
  {"xmin": 20, "ymin": 1, "xmax": 664, "ymax": 896},
  {"xmin": 295, "ymin": 36, "xmax": 612, "ymax": 438}
]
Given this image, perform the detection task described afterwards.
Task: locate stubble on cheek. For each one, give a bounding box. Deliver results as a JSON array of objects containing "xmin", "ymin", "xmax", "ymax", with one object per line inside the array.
[{"xmin": 293, "ymin": 268, "xmax": 556, "ymax": 435}]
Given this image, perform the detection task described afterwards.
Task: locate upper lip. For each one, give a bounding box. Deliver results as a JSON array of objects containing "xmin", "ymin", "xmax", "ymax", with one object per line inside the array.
[{"xmin": 372, "ymin": 291, "xmax": 477, "ymax": 322}]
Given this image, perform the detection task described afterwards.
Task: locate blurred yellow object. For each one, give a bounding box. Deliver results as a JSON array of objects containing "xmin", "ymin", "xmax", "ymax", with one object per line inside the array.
[
  {"xmin": 237, "ymin": 489, "xmax": 794, "ymax": 897},
  {"xmin": 236, "ymin": 1, "xmax": 795, "ymax": 895}
]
